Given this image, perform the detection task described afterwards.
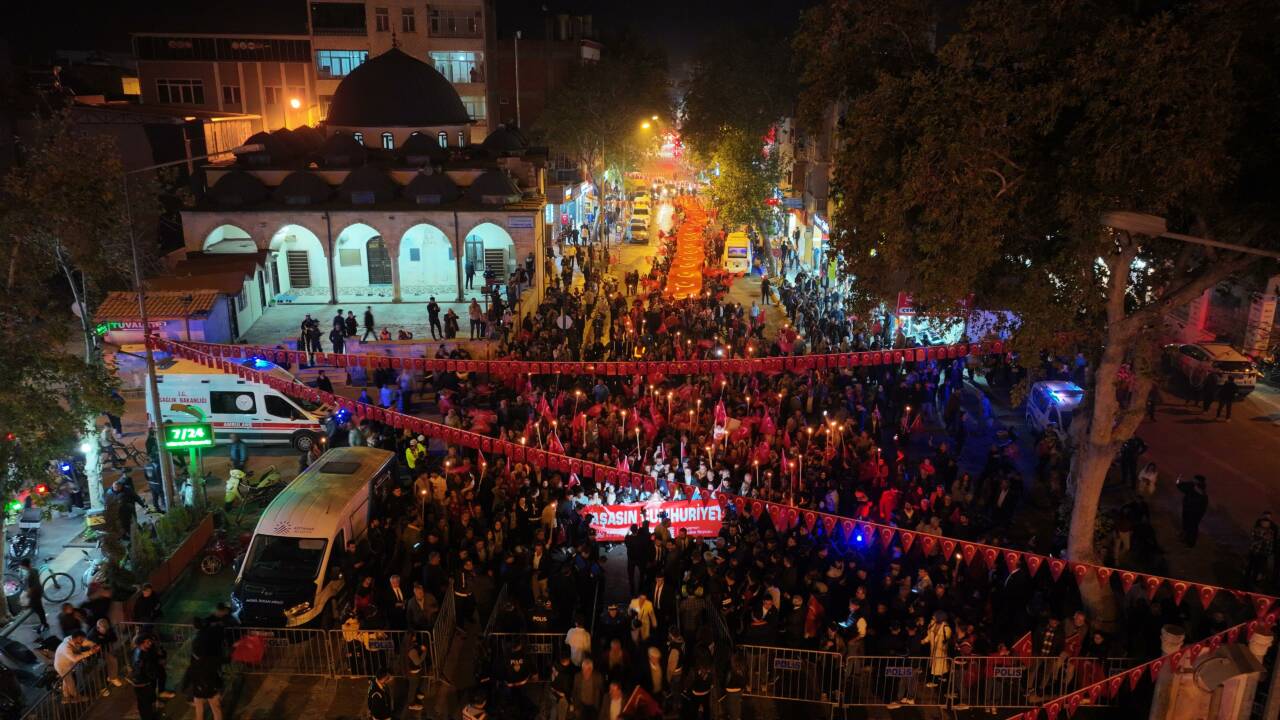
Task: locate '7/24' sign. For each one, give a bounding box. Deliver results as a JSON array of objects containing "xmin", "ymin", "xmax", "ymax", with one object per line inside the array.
[{"xmin": 162, "ymin": 423, "xmax": 215, "ymax": 449}]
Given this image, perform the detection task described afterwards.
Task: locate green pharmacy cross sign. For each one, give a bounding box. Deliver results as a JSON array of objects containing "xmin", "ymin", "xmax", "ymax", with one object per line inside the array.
[{"xmin": 162, "ymin": 422, "xmax": 215, "ymax": 449}]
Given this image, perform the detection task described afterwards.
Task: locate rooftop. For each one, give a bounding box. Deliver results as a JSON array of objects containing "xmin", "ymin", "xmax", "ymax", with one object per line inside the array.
[{"xmin": 95, "ymin": 290, "xmax": 222, "ymax": 322}]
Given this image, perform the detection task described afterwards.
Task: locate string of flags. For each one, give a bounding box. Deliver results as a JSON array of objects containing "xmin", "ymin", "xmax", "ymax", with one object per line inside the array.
[
  {"xmin": 1005, "ymin": 617, "xmax": 1268, "ymax": 720},
  {"xmin": 151, "ymin": 337, "xmax": 1279, "ymax": 629},
  {"xmin": 158, "ymin": 337, "xmax": 1007, "ymax": 376}
]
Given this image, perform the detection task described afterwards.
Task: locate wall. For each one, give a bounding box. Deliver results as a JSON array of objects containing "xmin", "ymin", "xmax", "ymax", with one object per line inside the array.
[{"xmin": 180, "ymin": 206, "xmax": 542, "ymax": 303}]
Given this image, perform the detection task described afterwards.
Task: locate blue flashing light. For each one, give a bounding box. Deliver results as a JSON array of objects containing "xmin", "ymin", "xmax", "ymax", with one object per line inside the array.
[
  {"xmin": 855, "ymin": 534, "xmax": 863, "ymax": 543},
  {"xmin": 247, "ymin": 357, "xmax": 274, "ymax": 369},
  {"xmin": 60, "ymin": 463, "xmax": 72, "ymax": 472}
]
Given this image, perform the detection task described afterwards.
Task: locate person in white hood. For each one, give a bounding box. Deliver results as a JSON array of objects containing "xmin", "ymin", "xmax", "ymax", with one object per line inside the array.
[{"xmin": 54, "ymin": 631, "xmax": 99, "ymax": 702}]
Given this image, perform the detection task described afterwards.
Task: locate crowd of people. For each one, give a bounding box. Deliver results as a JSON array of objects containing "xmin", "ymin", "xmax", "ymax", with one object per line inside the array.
[{"xmin": 255, "ymin": 198, "xmax": 1257, "ymax": 720}]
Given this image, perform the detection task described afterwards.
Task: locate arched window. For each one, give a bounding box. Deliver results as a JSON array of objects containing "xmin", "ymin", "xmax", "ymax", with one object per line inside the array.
[
  {"xmin": 381, "ymin": 132, "xmax": 394, "ymax": 150},
  {"xmin": 352, "ymin": 131, "xmax": 364, "ymax": 145},
  {"xmin": 458, "ymin": 130, "xmax": 465, "ymax": 147},
  {"xmin": 437, "ymin": 131, "xmax": 448, "ymax": 148}
]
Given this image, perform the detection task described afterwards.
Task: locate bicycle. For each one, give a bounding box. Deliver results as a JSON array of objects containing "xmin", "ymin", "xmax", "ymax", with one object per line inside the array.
[
  {"xmin": 100, "ymin": 438, "xmax": 148, "ymax": 469},
  {"xmin": 1, "ymin": 564, "xmax": 75, "ymax": 605}
]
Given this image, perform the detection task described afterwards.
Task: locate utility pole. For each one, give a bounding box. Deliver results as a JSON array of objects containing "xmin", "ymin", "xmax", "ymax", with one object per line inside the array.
[{"xmin": 123, "ymin": 172, "xmax": 176, "ymax": 510}]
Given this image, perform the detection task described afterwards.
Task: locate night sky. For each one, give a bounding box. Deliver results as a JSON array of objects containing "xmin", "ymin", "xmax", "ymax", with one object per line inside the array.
[{"xmin": 8, "ymin": 0, "xmax": 812, "ymax": 84}]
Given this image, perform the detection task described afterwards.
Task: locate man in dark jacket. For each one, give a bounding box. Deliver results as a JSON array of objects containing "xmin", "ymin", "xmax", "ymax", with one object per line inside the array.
[
  {"xmin": 1216, "ymin": 377, "xmax": 1238, "ymax": 419},
  {"xmin": 129, "ymin": 635, "xmax": 164, "ymax": 720},
  {"xmin": 1178, "ymin": 475, "xmax": 1210, "ymax": 547},
  {"xmin": 367, "ymin": 669, "xmax": 396, "ymax": 720}
]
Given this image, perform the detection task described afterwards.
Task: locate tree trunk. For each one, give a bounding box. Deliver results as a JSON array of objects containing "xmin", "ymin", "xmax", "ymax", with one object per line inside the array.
[
  {"xmin": 57, "ymin": 252, "xmax": 96, "ymax": 365},
  {"xmin": 1064, "ymin": 248, "xmax": 1138, "ymax": 627},
  {"xmin": 86, "ymin": 425, "xmax": 106, "ymax": 511}
]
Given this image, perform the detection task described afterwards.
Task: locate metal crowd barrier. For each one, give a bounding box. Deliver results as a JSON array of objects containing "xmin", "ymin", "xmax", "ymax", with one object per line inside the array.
[
  {"xmin": 840, "ymin": 655, "xmax": 936, "ymax": 707},
  {"xmin": 19, "ymin": 652, "xmax": 114, "ymax": 720},
  {"xmin": 110, "ymin": 621, "xmax": 446, "ymax": 682},
  {"xmin": 947, "ymin": 656, "xmax": 1132, "ymax": 709},
  {"xmin": 486, "ymin": 631, "xmax": 567, "ymax": 683},
  {"xmin": 430, "ymin": 580, "xmax": 456, "ymax": 681},
  {"xmin": 738, "ymin": 644, "xmax": 844, "ymax": 706}
]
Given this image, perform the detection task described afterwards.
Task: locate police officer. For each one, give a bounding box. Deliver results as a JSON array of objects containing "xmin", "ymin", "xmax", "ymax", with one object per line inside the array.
[
  {"xmin": 367, "ymin": 668, "xmax": 396, "ymax": 720},
  {"xmin": 503, "ymin": 641, "xmax": 534, "ymax": 716},
  {"xmin": 528, "ymin": 598, "xmax": 554, "ymax": 632},
  {"xmin": 597, "ymin": 603, "xmax": 628, "ymax": 650}
]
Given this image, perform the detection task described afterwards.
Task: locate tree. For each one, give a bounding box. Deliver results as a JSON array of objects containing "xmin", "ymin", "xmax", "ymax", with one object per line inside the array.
[
  {"xmin": 796, "ymin": 0, "xmax": 1280, "ymax": 613},
  {"xmin": 706, "ymin": 128, "xmax": 782, "ymax": 245},
  {"xmin": 0, "ymin": 111, "xmax": 160, "ymax": 365},
  {"xmin": 680, "ymin": 27, "xmax": 796, "ymax": 268},
  {"xmin": 0, "ymin": 295, "xmax": 119, "ymax": 622},
  {"xmin": 680, "ymin": 26, "xmax": 796, "ymax": 158},
  {"xmin": 535, "ymin": 38, "xmax": 670, "ymax": 192}
]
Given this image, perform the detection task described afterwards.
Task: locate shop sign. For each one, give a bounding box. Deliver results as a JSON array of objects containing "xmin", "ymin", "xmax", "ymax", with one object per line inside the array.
[{"xmin": 507, "ymin": 216, "xmax": 534, "ymax": 229}]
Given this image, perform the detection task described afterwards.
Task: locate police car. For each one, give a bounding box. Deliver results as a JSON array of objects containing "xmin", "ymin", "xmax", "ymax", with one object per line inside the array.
[{"xmin": 1024, "ymin": 381, "xmax": 1085, "ymax": 443}]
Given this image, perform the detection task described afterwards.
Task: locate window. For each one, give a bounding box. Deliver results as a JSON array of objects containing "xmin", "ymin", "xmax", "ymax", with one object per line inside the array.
[
  {"xmin": 265, "ymin": 395, "xmax": 301, "ymax": 420},
  {"xmin": 458, "ymin": 130, "xmax": 465, "ymax": 147},
  {"xmin": 381, "ymin": 132, "xmax": 394, "ymax": 150},
  {"xmin": 264, "ymin": 86, "xmax": 282, "ymax": 105},
  {"xmin": 340, "ymin": 249, "xmax": 363, "ymax": 266},
  {"xmin": 374, "ymin": 7, "xmax": 389, "ymax": 32},
  {"xmin": 409, "ymin": 248, "xmax": 421, "ymax": 262},
  {"xmin": 459, "ymin": 95, "xmax": 486, "ymax": 121},
  {"xmin": 242, "ymin": 535, "xmax": 326, "ymax": 583},
  {"xmin": 352, "ymin": 131, "xmax": 364, "ymax": 145},
  {"xmin": 437, "ymin": 131, "xmax": 448, "ymax": 148},
  {"xmin": 236, "ymin": 287, "xmax": 248, "ymax": 311},
  {"xmin": 210, "ymin": 391, "xmax": 257, "ymax": 415},
  {"xmin": 156, "ymin": 79, "xmax": 204, "ymax": 104},
  {"xmin": 221, "ymin": 85, "xmax": 241, "ymax": 104},
  {"xmin": 401, "ymin": 7, "xmax": 415, "ymax": 32},
  {"xmin": 428, "ymin": 8, "xmax": 481, "ymax": 37},
  {"xmin": 286, "ymin": 251, "xmax": 311, "ymax": 288},
  {"xmin": 429, "ymin": 51, "xmax": 482, "ymax": 83},
  {"xmin": 315, "ymin": 49, "xmax": 368, "ymax": 78}
]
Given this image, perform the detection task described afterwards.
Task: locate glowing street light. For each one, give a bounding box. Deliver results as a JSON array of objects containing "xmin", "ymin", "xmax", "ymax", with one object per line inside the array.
[
  {"xmin": 641, "ymin": 121, "xmax": 652, "ymax": 130},
  {"xmin": 289, "ymin": 97, "xmax": 302, "ymax": 109}
]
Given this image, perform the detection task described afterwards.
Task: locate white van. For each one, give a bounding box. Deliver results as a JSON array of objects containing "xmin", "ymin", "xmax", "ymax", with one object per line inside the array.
[
  {"xmin": 231, "ymin": 447, "xmax": 395, "ymax": 627},
  {"xmin": 146, "ymin": 357, "xmax": 327, "ymax": 451}
]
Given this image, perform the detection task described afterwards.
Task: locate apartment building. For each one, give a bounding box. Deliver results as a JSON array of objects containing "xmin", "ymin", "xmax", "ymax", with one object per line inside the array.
[
  {"xmin": 308, "ymin": 1, "xmax": 495, "ymax": 141},
  {"xmin": 132, "ymin": 1, "xmax": 495, "ymax": 141}
]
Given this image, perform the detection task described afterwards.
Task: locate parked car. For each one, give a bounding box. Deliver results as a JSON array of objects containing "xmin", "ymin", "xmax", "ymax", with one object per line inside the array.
[
  {"xmin": 1163, "ymin": 342, "xmax": 1258, "ymax": 397},
  {"xmin": 1025, "ymin": 380, "xmax": 1085, "ymax": 443}
]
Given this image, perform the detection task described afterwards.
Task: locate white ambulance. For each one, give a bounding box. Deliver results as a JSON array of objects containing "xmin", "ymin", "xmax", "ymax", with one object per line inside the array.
[{"xmin": 145, "ymin": 357, "xmax": 327, "ymax": 451}]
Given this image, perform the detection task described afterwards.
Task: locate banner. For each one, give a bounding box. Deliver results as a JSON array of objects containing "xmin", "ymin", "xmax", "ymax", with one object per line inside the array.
[{"xmin": 580, "ymin": 498, "xmax": 725, "ymax": 542}]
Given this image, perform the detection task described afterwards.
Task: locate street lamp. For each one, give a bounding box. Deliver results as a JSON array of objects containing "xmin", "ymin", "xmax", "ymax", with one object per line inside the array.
[
  {"xmin": 641, "ymin": 121, "xmax": 651, "ymax": 130},
  {"xmin": 1100, "ymin": 211, "xmax": 1280, "ymax": 260},
  {"xmin": 123, "ymin": 142, "xmax": 263, "ymax": 508}
]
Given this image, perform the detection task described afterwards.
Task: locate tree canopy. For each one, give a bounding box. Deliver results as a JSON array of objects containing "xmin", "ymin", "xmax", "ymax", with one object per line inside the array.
[
  {"xmin": 534, "ymin": 37, "xmax": 670, "ymax": 185},
  {"xmin": 680, "ymin": 26, "xmax": 796, "ymax": 160},
  {"xmin": 795, "ymin": 0, "xmax": 1280, "ymax": 575}
]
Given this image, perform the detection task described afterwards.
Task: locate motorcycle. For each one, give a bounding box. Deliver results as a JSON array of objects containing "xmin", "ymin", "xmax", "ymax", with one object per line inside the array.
[
  {"xmin": 224, "ymin": 466, "xmax": 285, "ymax": 512},
  {"xmin": 199, "ymin": 528, "xmax": 250, "ymax": 575}
]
